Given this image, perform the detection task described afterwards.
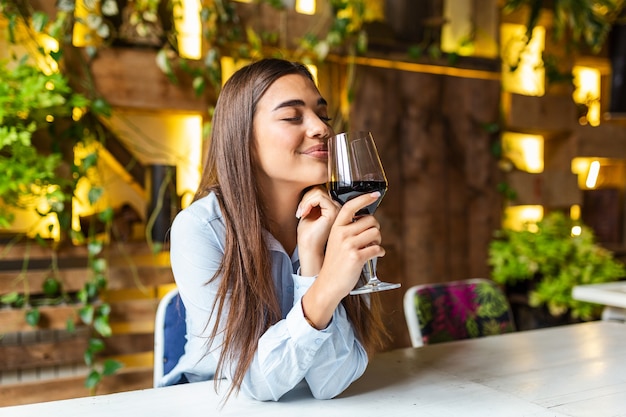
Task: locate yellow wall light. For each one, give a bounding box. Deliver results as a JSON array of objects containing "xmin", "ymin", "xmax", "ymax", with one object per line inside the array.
[
  {"xmin": 175, "ymin": 0, "xmax": 202, "ymax": 60},
  {"xmin": 573, "ymin": 66, "xmax": 601, "ymax": 127},
  {"xmin": 570, "ymin": 157, "xmax": 625, "ymax": 190},
  {"xmin": 296, "ymin": 0, "xmax": 316, "ymax": 15},
  {"xmin": 501, "ymin": 23, "xmax": 545, "ymax": 96},
  {"xmin": 501, "ymin": 132, "xmax": 544, "ymax": 173},
  {"xmin": 503, "ymin": 205, "xmax": 544, "ymax": 232}
]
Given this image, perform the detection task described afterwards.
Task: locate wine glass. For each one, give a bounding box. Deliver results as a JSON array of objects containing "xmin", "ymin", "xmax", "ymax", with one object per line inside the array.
[{"xmin": 327, "ymin": 131, "xmax": 401, "ymax": 295}]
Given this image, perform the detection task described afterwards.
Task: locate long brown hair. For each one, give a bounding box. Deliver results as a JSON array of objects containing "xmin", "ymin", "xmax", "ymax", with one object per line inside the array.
[{"xmin": 194, "ymin": 58, "xmax": 388, "ymax": 398}]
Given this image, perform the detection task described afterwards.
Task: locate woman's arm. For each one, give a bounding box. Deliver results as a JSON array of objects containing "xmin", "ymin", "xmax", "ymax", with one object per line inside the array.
[{"xmin": 170, "ymin": 197, "xmax": 367, "ymax": 401}]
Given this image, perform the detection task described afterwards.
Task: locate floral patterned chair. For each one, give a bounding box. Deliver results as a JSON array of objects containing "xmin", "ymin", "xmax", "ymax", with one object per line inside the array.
[{"xmin": 403, "ymin": 278, "xmax": 516, "ymax": 347}]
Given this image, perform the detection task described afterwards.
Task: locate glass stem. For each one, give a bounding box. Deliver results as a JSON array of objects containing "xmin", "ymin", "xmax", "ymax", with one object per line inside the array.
[{"xmin": 362, "ymin": 258, "xmax": 380, "ymax": 285}]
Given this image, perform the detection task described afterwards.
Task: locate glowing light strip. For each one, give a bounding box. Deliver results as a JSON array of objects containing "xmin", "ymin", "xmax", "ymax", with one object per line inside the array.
[
  {"xmin": 326, "ymin": 55, "xmax": 500, "ymax": 81},
  {"xmin": 585, "ymin": 160, "xmax": 600, "ymax": 189}
]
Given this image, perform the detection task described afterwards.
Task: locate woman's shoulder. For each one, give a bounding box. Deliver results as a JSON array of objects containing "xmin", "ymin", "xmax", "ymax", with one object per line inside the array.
[{"xmin": 173, "ymin": 192, "xmax": 224, "ymax": 228}]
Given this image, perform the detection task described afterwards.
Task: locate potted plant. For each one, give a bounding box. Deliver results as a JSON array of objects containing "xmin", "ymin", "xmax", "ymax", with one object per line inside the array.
[{"xmin": 488, "ymin": 211, "xmax": 626, "ymax": 329}]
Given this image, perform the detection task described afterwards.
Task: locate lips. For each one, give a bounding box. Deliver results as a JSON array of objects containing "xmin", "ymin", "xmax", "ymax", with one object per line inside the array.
[{"xmin": 301, "ymin": 144, "xmax": 328, "ymax": 159}]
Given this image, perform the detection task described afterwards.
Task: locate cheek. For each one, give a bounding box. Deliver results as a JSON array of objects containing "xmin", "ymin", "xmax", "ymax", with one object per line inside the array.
[{"xmin": 254, "ymin": 142, "xmax": 291, "ymax": 176}]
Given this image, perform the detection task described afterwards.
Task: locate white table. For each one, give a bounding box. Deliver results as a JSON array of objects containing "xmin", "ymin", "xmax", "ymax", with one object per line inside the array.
[
  {"xmin": 3, "ymin": 321, "xmax": 626, "ymax": 417},
  {"xmin": 573, "ymin": 281, "xmax": 626, "ymax": 321}
]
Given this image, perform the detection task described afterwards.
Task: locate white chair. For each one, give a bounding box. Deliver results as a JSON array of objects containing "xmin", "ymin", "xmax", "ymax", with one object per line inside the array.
[
  {"xmin": 403, "ymin": 285, "xmax": 424, "ymax": 347},
  {"xmin": 403, "ymin": 278, "xmax": 516, "ymax": 348},
  {"xmin": 153, "ymin": 287, "xmax": 187, "ymax": 387}
]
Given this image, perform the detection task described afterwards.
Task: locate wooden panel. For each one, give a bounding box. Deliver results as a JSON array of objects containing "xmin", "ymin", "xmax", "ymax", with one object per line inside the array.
[
  {"xmin": 0, "ymin": 267, "xmax": 173, "ymax": 295},
  {"xmin": 90, "ymin": 48, "xmax": 210, "ymax": 112},
  {"xmin": 504, "ymin": 92, "xmax": 578, "ymax": 132},
  {"xmin": 102, "ymin": 333, "xmax": 154, "ymax": 357},
  {"xmin": 0, "ymin": 306, "xmax": 82, "ymax": 332},
  {"xmin": 507, "ymin": 170, "xmax": 581, "ymax": 207},
  {"xmin": 0, "ymin": 332, "xmax": 154, "ymax": 372},
  {"xmin": 0, "ymin": 300, "xmax": 159, "ymax": 333},
  {"xmin": 0, "ymin": 245, "xmax": 173, "ymax": 295},
  {"xmin": 109, "ymin": 298, "xmax": 159, "ymax": 324},
  {"xmin": 0, "ymin": 368, "xmax": 153, "ymax": 407},
  {"xmin": 582, "ymin": 188, "xmax": 624, "ymax": 244},
  {"xmin": 575, "ymin": 123, "xmax": 626, "ymax": 158},
  {"xmin": 0, "ymin": 331, "xmax": 88, "ymax": 371}
]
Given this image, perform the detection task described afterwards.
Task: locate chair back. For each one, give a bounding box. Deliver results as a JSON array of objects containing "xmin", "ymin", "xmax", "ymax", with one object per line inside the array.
[
  {"xmin": 153, "ymin": 288, "xmax": 187, "ymax": 386},
  {"xmin": 403, "ymin": 278, "xmax": 516, "ymax": 347}
]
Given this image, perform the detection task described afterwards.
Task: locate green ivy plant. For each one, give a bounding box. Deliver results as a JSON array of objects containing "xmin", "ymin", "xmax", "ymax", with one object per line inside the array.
[
  {"xmin": 502, "ymin": 0, "xmax": 625, "ymax": 53},
  {"xmin": 488, "ymin": 211, "xmax": 626, "ymax": 321},
  {"xmin": 0, "ymin": 2, "xmax": 122, "ymax": 391},
  {"xmin": 0, "ymin": 57, "xmax": 86, "ymax": 228}
]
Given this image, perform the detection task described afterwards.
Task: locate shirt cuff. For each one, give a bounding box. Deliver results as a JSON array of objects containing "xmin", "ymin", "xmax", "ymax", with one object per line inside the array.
[
  {"xmin": 292, "ymin": 272, "xmax": 317, "ymax": 302},
  {"xmin": 286, "ymin": 295, "xmax": 333, "ymax": 346}
]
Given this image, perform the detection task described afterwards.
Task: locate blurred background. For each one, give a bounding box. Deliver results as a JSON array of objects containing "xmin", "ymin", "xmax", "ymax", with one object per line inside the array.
[{"xmin": 1, "ymin": 0, "xmax": 626, "ymax": 406}]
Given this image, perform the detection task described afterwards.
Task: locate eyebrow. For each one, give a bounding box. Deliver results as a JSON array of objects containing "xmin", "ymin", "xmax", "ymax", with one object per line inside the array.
[{"xmin": 273, "ymin": 97, "xmax": 328, "ymax": 111}]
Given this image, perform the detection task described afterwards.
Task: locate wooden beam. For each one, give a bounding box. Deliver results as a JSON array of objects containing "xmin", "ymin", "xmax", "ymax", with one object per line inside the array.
[{"xmin": 90, "ymin": 48, "xmax": 211, "ymax": 112}]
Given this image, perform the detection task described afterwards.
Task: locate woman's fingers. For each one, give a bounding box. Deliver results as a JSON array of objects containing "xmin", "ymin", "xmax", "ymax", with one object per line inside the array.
[
  {"xmin": 339, "ymin": 216, "xmax": 383, "ymax": 253},
  {"xmin": 336, "ymin": 192, "xmax": 381, "ymax": 224},
  {"xmin": 296, "ymin": 186, "xmax": 339, "ymax": 219}
]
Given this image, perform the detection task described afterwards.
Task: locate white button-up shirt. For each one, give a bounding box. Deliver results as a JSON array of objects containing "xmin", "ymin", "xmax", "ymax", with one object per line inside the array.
[{"xmin": 158, "ymin": 192, "xmax": 368, "ymax": 401}]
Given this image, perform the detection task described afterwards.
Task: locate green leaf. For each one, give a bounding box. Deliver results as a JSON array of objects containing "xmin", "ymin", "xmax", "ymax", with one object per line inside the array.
[
  {"xmin": 156, "ymin": 49, "xmax": 176, "ymax": 82},
  {"xmin": 85, "ymin": 370, "xmax": 102, "ymax": 389},
  {"xmin": 91, "ymin": 97, "xmax": 112, "ymax": 117},
  {"xmin": 98, "ymin": 206, "xmax": 114, "ymax": 223},
  {"xmin": 25, "ymin": 308, "xmax": 40, "ymax": 327},
  {"xmin": 66, "ymin": 317, "xmax": 76, "ymax": 333},
  {"xmin": 84, "ymin": 281, "xmax": 99, "ymax": 299},
  {"xmin": 1, "ymin": 292, "xmax": 20, "ymax": 304},
  {"xmin": 84, "ymin": 349, "xmax": 94, "ymax": 367},
  {"xmin": 77, "ymin": 288, "xmax": 88, "ymax": 304},
  {"xmin": 78, "ymin": 305, "xmax": 94, "ymax": 324},
  {"xmin": 98, "ymin": 303, "xmax": 111, "ymax": 316},
  {"xmin": 88, "ymin": 186, "xmax": 104, "ymax": 205},
  {"xmin": 81, "ymin": 153, "xmax": 99, "ymax": 171},
  {"xmin": 32, "ymin": 12, "xmax": 49, "ymax": 33},
  {"xmin": 192, "ymin": 76, "xmax": 205, "ymax": 96},
  {"xmin": 94, "ymin": 315, "xmax": 112, "ymax": 337},
  {"xmin": 88, "ymin": 240, "xmax": 104, "ymax": 256},
  {"xmin": 42, "ymin": 277, "xmax": 61, "ymax": 296},
  {"xmin": 92, "ymin": 257, "xmax": 107, "ymax": 274},
  {"xmin": 88, "ymin": 337, "xmax": 106, "ymax": 353},
  {"xmin": 102, "ymin": 359, "xmax": 123, "ymax": 376}
]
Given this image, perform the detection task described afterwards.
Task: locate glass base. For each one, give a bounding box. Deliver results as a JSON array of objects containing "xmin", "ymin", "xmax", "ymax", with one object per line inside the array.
[{"xmin": 350, "ymin": 280, "xmax": 401, "ymax": 295}]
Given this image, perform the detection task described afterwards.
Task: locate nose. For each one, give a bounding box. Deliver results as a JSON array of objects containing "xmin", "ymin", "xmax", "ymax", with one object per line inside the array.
[{"xmin": 308, "ymin": 116, "xmax": 332, "ymax": 141}]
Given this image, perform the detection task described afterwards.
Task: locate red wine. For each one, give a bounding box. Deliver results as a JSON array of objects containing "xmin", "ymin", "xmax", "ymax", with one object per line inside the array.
[{"xmin": 328, "ymin": 180, "xmax": 387, "ymax": 215}]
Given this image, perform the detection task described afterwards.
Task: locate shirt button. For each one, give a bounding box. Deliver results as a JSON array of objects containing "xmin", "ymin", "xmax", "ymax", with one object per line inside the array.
[{"xmin": 315, "ymin": 338, "xmax": 323, "ymax": 345}]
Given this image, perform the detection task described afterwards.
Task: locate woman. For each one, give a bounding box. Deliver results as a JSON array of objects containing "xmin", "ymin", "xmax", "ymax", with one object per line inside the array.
[{"xmin": 159, "ymin": 58, "xmax": 388, "ymax": 401}]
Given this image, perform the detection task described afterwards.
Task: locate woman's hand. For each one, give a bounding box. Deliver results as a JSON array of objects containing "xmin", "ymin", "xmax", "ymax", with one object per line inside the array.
[
  {"xmin": 301, "ymin": 192, "xmax": 385, "ymax": 329},
  {"xmin": 296, "ymin": 185, "xmax": 340, "ymax": 276},
  {"xmin": 320, "ymin": 192, "xmax": 385, "ymax": 295}
]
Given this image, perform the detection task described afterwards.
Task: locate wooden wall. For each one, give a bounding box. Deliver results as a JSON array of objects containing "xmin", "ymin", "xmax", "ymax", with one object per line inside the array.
[
  {"xmin": 0, "ymin": 241, "xmax": 174, "ymax": 406},
  {"xmin": 320, "ymin": 58, "xmax": 503, "ymax": 349}
]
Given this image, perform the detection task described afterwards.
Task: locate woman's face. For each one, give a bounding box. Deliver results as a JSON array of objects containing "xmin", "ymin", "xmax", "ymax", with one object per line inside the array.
[{"xmin": 252, "ymin": 73, "xmax": 332, "ymax": 192}]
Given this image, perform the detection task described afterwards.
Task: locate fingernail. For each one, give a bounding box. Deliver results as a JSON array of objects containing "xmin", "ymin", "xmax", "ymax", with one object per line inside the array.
[
  {"xmin": 295, "ymin": 207, "xmax": 302, "ymax": 219},
  {"xmin": 371, "ymin": 191, "xmax": 381, "ymax": 198}
]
